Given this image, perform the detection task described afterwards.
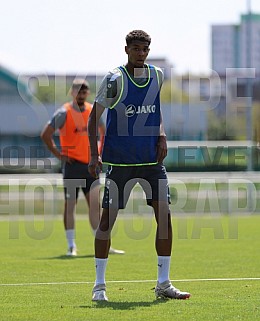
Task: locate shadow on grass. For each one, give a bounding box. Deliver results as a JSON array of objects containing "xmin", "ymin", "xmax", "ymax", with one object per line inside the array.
[
  {"xmin": 37, "ymin": 254, "xmax": 95, "ymax": 260},
  {"xmin": 79, "ymin": 299, "xmax": 167, "ymax": 310}
]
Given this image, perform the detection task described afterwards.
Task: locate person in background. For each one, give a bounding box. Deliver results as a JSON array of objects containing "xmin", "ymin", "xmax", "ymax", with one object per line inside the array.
[{"xmin": 41, "ymin": 78, "xmax": 125, "ymax": 256}]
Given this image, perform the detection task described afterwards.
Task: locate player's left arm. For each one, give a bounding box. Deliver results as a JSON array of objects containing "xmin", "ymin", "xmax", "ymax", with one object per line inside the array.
[
  {"xmin": 88, "ymin": 102, "xmax": 105, "ymax": 178},
  {"xmin": 156, "ymin": 67, "xmax": 167, "ymax": 163},
  {"xmin": 157, "ymin": 111, "xmax": 167, "ymax": 163}
]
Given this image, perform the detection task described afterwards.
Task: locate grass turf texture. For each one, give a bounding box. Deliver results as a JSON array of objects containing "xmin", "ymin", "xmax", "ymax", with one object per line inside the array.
[
  {"xmin": 0, "ymin": 215, "xmax": 260, "ymax": 321},
  {"xmin": 3, "ymin": 181, "xmax": 260, "ymax": 215}
]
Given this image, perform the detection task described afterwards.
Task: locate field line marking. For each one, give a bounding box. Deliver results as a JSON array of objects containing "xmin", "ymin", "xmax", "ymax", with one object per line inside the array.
[{"xmin": 1, "ymin": 277, "xmax": 260, "ymax": 287}]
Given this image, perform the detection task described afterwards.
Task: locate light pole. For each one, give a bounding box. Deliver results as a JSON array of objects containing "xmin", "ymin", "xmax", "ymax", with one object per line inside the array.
[
  {"xmin": 246, "ymin": 0, "xmax": 253, "ymax": 170},
  {"xmin": 246, "ymin": 0, "xmax": 254, "ymax": 212}
]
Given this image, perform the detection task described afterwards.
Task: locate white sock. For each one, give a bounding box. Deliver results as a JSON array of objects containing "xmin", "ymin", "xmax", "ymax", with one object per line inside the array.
[
  {"xmin": 66, "ymin": 229, "xmax": 76, "ymax": 249},
  {"xmin": 157, "ymin": 256, "xmax": 171, "ymax": 284},
  {"xmin": 95, "ymin": 258, "xmax": 108, "ymax": 285}
]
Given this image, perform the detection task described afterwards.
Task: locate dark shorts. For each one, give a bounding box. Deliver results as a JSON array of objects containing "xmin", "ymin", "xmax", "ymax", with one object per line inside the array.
[
  {"xmin": 102, "ymin": 163, "xmax": 171, "ymax": 209},
  {"xmin": 62, "ymin": 160, "xmax": 98, "ymax": 200}
]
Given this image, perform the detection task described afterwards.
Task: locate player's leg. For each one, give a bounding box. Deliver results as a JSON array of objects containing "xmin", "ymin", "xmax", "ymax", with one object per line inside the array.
[
  {"xmin": 92, "ymin": 165, "xmax": 131, "ymax": 301},
  {"xmin": 92, "ymin": 207, "xmax": 118, "ymax": 301},
  {"xmin": 95, "ymin": 207, "xmax": 119, "ymax": 257},
  {"xmin": 139, "ymin": 164, "xmax": 172, "ymax": 255},
  {"xmin": 143, "ymin": 164, "xmax": 191, "ymax": 299},
  {"xmin": 62, "ymin": 161, "xmax": 80, "ymax": 256},
  {"xmin": 152, "ymin": 200, "xmax": 190, "ymax": 299},
  {"xmin": 100, "ymin": 166, "xmax": 134, "ymax": 255},
  {"xmin": 84, "ymin": 183, "xmax": 100, "ymax": 231},
  {"xmin": 63, "ymin": 198, "xmax": 77, "ymax": 256},
  {"xmin": 84, "ymin": 175, "xmax": 125, "ymax": 255},
  {"xmin": 64, "ymin": 199, "xmax": 77, "ymax": 230},
  {"xmin": 152, "ymin": 200, "xmax": 172, "ymax": 256}
]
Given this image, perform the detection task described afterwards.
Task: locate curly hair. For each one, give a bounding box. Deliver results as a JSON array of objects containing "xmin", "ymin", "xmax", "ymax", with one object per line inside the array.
[{"xmin": 125, "ymin": 30, "xmax": 151, "ymax": 46}]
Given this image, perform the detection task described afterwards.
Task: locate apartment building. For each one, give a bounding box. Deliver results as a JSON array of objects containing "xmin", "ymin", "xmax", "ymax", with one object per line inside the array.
[{"xmin": 212, "ymin": 13, "xmax": 260, "ymax": 76}]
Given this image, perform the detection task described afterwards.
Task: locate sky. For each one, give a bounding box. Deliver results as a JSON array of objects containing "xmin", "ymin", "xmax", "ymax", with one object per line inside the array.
[{"xmin": 1, "ymin": 0, "xmax": 260, "ymax": 76}]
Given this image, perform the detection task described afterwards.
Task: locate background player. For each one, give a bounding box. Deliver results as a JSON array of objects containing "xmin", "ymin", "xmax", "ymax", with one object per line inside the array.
[{"xmin": 41, "ymin": 79, "xmax": 124, "ymax": 256}]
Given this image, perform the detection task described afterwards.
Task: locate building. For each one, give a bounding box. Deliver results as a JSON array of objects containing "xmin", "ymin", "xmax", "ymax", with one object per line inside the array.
[
  {"xmin": 0, "ymin": 65, "xmax": 32, "ymax": 105},
  {"xmin": 211, "ymin": 13, "xmax": 260, "ymax": 76},
  {"xmin": 0, "ymin": 65, "xmax": 59, "ymax": 172},
  {"xmin": 210, "ymin": 12, "xmax": 260, "ymax": 124}
]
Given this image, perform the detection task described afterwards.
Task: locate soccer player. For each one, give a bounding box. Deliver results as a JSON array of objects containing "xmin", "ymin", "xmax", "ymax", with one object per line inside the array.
[
  {"xmin": 88, "ymin": 30, "xmax": 190, "ymax": 300},
  {"xmin": 41, "ymin": 79, "xmax": 124, "ymax": 256}
]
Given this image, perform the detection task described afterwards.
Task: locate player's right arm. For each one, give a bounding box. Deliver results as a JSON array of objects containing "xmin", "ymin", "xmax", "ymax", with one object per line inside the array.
[
  {"xmin": 88, "ymin": 102, "xmax": 105, "ymax": 178},
  {"xmin": 88, "ymin": 68, "xmax": 122, "ymax": 178},
  {"xmin": 41, "ymin": 124, "xmax": 62, "ymax": 160},
  {"xmin": 41, "ymin": 106, "xmax": 72, "ymax": 163}
]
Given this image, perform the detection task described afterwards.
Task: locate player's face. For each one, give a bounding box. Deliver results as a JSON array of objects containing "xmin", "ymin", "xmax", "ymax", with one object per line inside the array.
[
  {"xmin": 125, "ymin": 41, "xmax": 150, "ymax": 68},
  {"xmin": 71, "ymin": 88, "xmax": 89, "ymax": 107}
]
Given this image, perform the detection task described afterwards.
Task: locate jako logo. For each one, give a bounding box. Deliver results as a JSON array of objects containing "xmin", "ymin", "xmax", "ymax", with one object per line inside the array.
[
  {"xmin": 125, "ymin": 105, "xmax": 136, "ymax": 117},
  {"xmin": 125, "ymin": 104, "xmax": 156, "ymax": 117}
]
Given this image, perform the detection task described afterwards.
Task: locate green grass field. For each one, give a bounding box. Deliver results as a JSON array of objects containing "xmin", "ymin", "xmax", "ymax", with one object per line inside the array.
[
  {"xmin": 1, "ymin": 214, "xmax": 260, "ymax": 321},
  {"xmin": 2, "ymin": 179, "xmax": 260, "ymax": 215}
]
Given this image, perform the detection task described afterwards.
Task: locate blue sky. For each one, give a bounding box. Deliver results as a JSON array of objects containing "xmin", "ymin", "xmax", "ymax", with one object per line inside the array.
[{"xmin": 1, "ymin": 0, "xmax": 260, "ymax": 75}]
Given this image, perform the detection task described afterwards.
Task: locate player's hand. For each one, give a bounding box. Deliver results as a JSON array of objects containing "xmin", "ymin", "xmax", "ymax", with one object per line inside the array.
[
  {"xmin": 88, "ymin": 156, "xmax": 102, "ymax": 178},
  {"xmin": 157, "ymin": 136, "xmax": 167, "ymax": 163}
]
